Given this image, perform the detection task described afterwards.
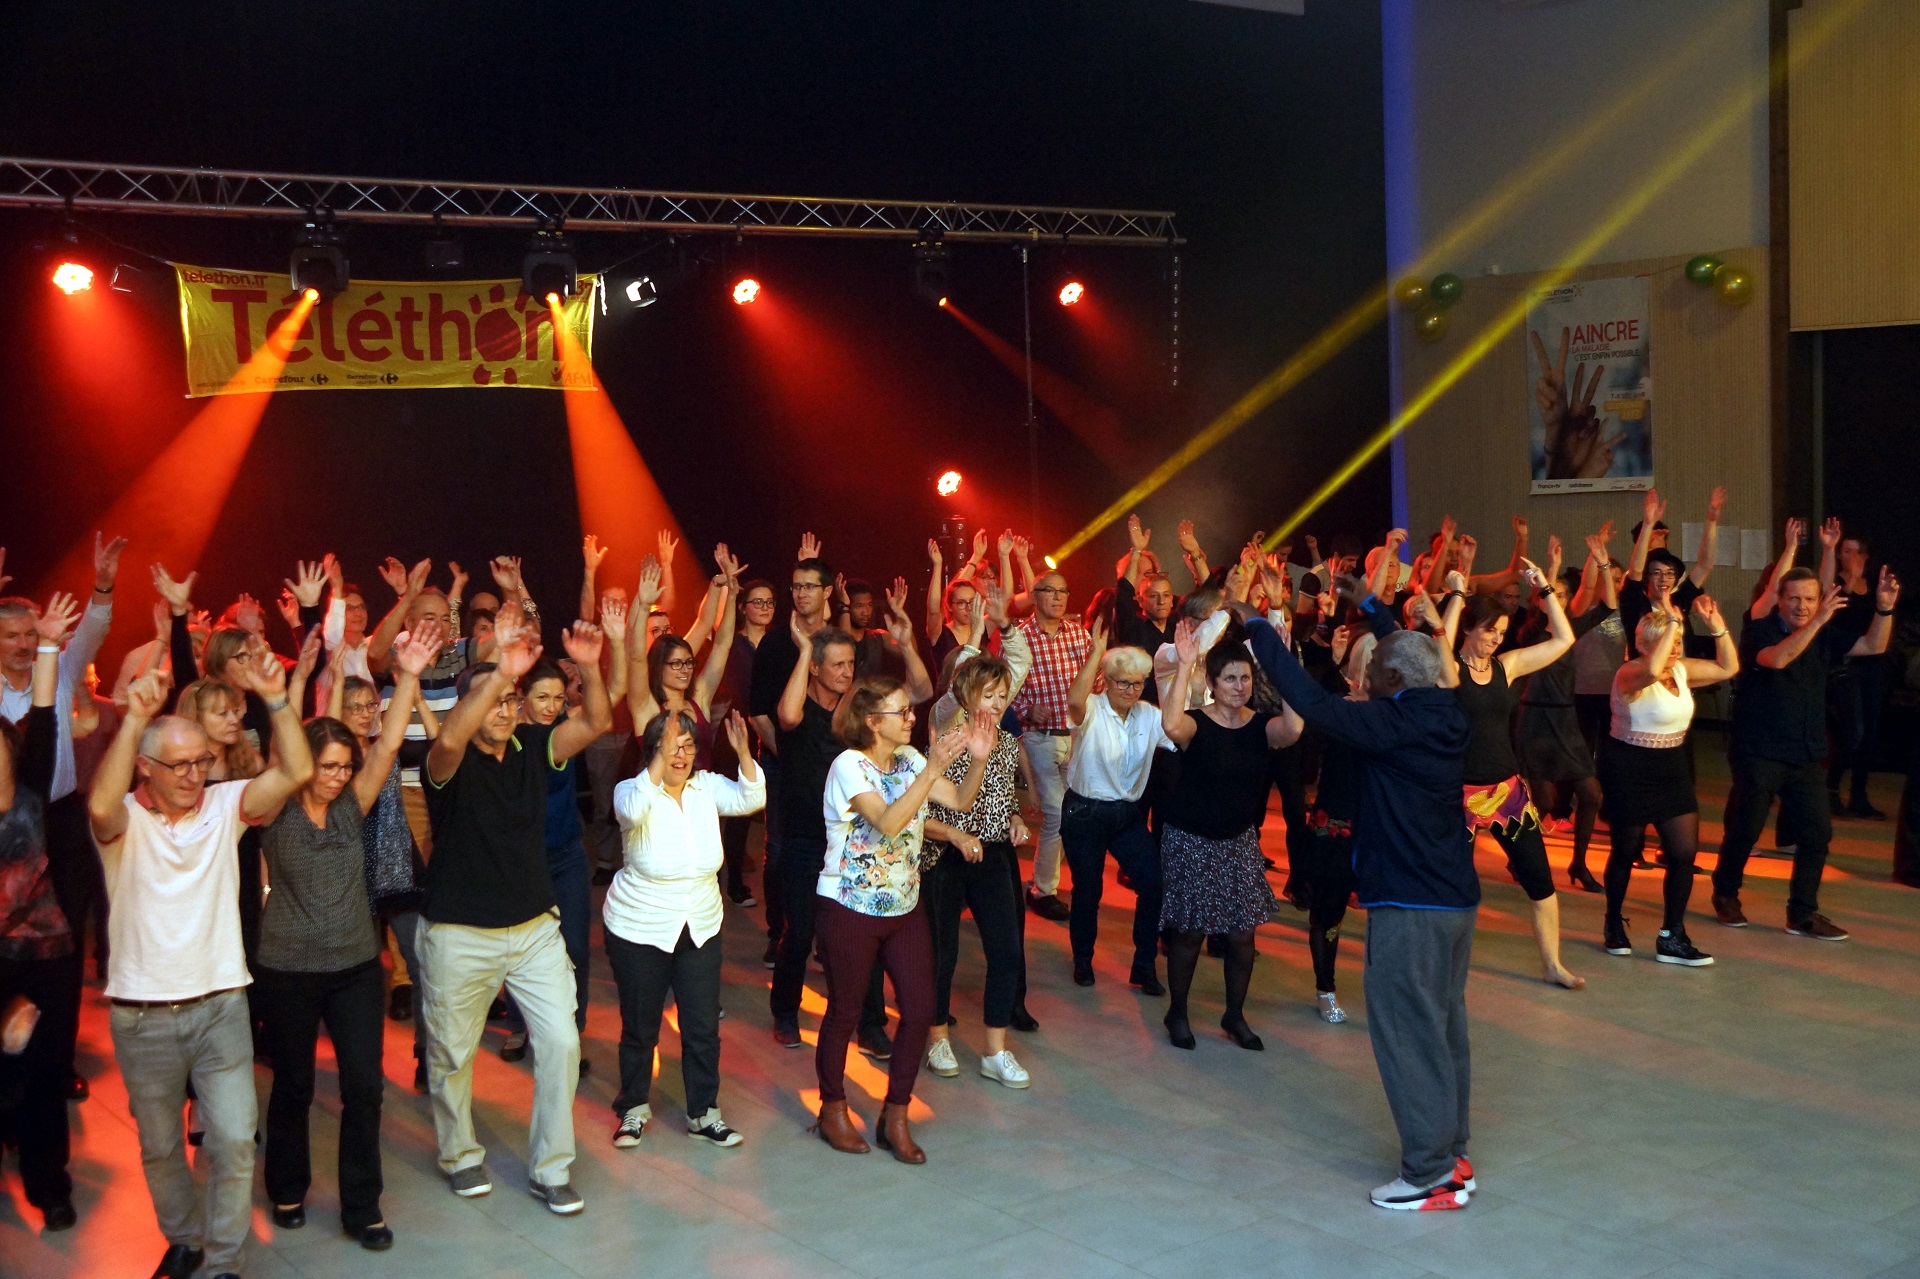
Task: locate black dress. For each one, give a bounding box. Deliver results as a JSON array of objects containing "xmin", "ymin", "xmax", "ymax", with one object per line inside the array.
[
  {"xmin": 1516, "ymin": 610, "xmax": 1607, "ymax": 782},
  {"xmin": 1159, "ymin": 710, "xmax": 1277, "ymax": 933}
]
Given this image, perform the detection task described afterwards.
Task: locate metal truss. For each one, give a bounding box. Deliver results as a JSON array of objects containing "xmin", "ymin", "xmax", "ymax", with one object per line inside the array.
[{"xmin": 0, "ymin": 157, "xmax": 1178, "ymax": 246}]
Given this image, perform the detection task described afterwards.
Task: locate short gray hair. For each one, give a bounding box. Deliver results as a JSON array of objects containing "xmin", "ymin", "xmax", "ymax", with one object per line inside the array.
[
  {"xmin": 810, "ymin": 627, "xmax": 856, "ymax": 664},
  {"xmin": 0, "ymin": 597, "xmax": 39, "ymax": 623},
  {"xmin": 1102, "ymin": 645, "xmax": 1153, "ymax": 683},
  {"xmin": 1373, "ymin": 630, "xmax": 1444, "ymax": 689},
  {"xmin": 137, "ymin": 715, "xmax": 205, "ymax": 758}
]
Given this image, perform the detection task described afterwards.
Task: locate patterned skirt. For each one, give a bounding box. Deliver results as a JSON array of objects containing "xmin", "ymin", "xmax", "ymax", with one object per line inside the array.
[
  {"xmin": 1158, "ymin": 824, "xmax": 1276, "ymax": 934},
  {"xmin": 1462, "ymin": 775, "xmax": 1541, "ymax": 840}
]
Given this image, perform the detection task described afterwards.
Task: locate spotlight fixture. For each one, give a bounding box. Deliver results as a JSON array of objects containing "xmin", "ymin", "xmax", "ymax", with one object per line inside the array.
[
  {"xmin": 109, "ymin": 262, "xmax": 144, "ymax": 293},
  {"xmin": 624, "ymin": 276, "xmax": 659, "ymax": 308},
  {"xmin": 522, "ymin": 224, "xmax": 577, "ymax": 300},
  {"xmin": 424, "ymin": 217, "xmax": 465, "ymax": 272},
  {"xmin": 911, "ymin": 232, "xmax": 950, "ymax": 307},
  {"xmin": 732, "ymin": 277, "xmax": 761, "ymax": 305},
  {"xmin": 936, "ymin": 469, "xmax": 963, "ymax": 497},
  {"xmin": 290, "ymin": 212, "xmax": 349, "ymax": 302},
  {"xmin": 1043, "ymin": 555, "xmax": 1058, "ymax": 570},
  {"xmin": 51, "ymin": 261, "xmax": 94, "ymax": 294},
  {"xmin": 1057, "ymin": 280, "xmax": 1085, "ymax": 307}
]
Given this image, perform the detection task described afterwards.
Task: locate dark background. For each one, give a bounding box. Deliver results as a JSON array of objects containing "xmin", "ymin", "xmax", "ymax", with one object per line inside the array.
[{"xmin": 0, "ymin": 1, "xmax": 1390, "ymax": 665}]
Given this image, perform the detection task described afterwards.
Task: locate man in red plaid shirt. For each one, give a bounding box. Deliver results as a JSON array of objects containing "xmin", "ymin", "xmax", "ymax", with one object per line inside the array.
[{"xmin": 1013, "ymin": 570, "xmax": 1092, "ymax": 920}]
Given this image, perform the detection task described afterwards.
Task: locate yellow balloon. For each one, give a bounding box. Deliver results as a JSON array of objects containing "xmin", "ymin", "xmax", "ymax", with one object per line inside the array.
[
  {"xmin": 1393, "ymin": 275, "xmax": 1428, "ymax": 308},
  {"xmin": 1713, "ymin": 263, "xmax": 1753, "ymax": 307},
  {"xmin": 1415, "ymin": 306, "xmax": 1447, "ymax": 343}
]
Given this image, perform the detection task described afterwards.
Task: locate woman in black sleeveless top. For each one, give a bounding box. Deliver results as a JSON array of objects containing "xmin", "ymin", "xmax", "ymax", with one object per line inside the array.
[
  {"xmin": 1158, "ymin": 628, "xmax": 1303, "ymax": 1051},
  {"xmin": 1451, "ymin": 564, "xmax": 1583, "ymax": 990}
]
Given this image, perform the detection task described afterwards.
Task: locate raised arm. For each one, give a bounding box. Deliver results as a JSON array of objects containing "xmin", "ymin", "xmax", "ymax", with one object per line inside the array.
[
  {"xmin": 922, "ymin": 716, "xmax": 996, "ymax": 813},
  {"xmin": 1818, "ymin": 516, "xmax": 1841, "ymax": 590},
  {"xmin": 579, "ymin": 535, "xmax": 607, "ymax": 627},
  {"xmin": 924, "ymin": 539, "xmax": 946, "ymax": 642},
  {"xmin": 428, "ymin": 606, "xmax": 541, "ymax": 784},
  {"xmin": 1752, "ymin": 517, "xmax": 1803, "ymax": 619},
  {"xmin": 1677, "ymin": 596, "xmax": 1739, "ymax": 688},
  {"xmin": 90, "ymin": 670, "xmax": 170, "ymax": 844},
  {"xmin": 1176, "ymin": 520, "xmax": 1210, "ymax": 589},
  {"xmin": 1499, "ymin": 563, "xmax": 1576, "ymax": 681},
  {"xmin": 692, "ymin": 575, "xmax": 736, "ymax": 714},
  {"xmin": 1371, "ymin": 529, "xmax": 1407, "ymax": 604},
  {"xmin": 1628, "ymin": 488, "xmax": 1666, "ymax": 582},
  {"xmin": 353, "ymin": 622, "xmax": 444, "ymax": 812},
  {"xmin": 1465, "ymin": 516, "xmax": 1527, "ymax": 594},
  {"xmin": 625, "ymin": 560, "xmax": 665, "ymax": 729},
  {"xmin": 1123, "ymin": 515, "xmax": 1151, "ymax": 588},
  {"xmin": 683, "ymin": 574, "xmax": 723, "ymax": 660},
  {"xmin": 1162, "ymin": 621, "xmax": 1200, "ymax": 748},
  {"xmin": 601, "ymin": 594, "xmax": 629, "ymax": 709},
  {"xmin": 997, "ymin": 529, "xmax": 1017, "ymax": 601},
  {"xmin": 1570, "ymin": 522, "xmax": 1616, "ymax": 616},
  {"xmin": 1690, "ymin": 486, "xmax": 1726, "ymax": 588},
  {"xmin": 1066, "ymin": 617, "xmax": 1108, "ymax": 727},
  {"xmin": 1757, "ymin": 582, "xmax": 1843, "ymax": 670},
  {"xmin": 883, "ymin": 578, "xmax": 935, "ymax": 704},
  {"xmin": 777, "ymin": 613, "xmax": 813, "ymax": 731},
  {"xmin": 367, "ymin": 557, "xmax": 431, "ymax": 674},
  {"xmin": 1616, "ymin": 609, "xmax": 1681, "ymax": 695},
  {"xmin": 230, "ymin": 647, "xmax": 316, "ymax": 823},
  {"xmin": 551, "ymin": 621, "xmax": 613, "ymax": 763},
  {"xmin": 1848, "ymin": 566, "xmax": 1902, "ymax": 658},
  {"xmin": 282, "ymin": 626, "xmax": 323, "ymax": 720}
]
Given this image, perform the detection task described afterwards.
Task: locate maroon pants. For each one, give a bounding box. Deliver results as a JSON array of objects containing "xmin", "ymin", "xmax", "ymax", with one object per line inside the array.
[{"xmin": 814, "ymin": 897, "xmax": 934, "ymax": 1107}]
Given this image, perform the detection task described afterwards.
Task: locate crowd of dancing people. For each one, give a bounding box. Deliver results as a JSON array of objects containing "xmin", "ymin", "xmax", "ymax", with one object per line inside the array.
[{"xmin": 0, "ymin": 487, "xmax": 1903, "ymax": 1274}]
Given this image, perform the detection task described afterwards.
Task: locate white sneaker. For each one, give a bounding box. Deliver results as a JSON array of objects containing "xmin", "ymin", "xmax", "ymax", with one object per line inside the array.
[
  {"xmin": 1317, "ymin": 993, "xmax": 1347, "ymax": 1024},
  {"xmin": 1370, "ymin": 1175, "xmax": 1468, "ymax": 1211},
  {"xmin": 613, "ymin": 1105, "xmax": 650, "ymax": 1148},
  {"xmin": 925, "ymin": 1037, "xmax": 961, "ymax": 1077},
  {"xmin": 979, "ymin": 1049, "xmax": 1031, "ymax": 1089}
]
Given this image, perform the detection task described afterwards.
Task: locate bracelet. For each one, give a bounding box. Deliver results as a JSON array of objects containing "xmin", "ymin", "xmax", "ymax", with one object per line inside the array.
[
  {"xmin": 1710, "ymin": 630, "xmax": 1728, "ymax": 638},
  {"xmin": 95, "ymin": 583, "xmax": 113, "ymax": 594},
  {"xmin": 1877, "ymin": 607, "xmax": 1895, "ymax": 617},
  {"xmin": 264, "ymin": 697, "xmax": 290, "ymax": 713},
  {"xmin": 36, "ymin": 644, "xmax": 59, "ymax": 653}
]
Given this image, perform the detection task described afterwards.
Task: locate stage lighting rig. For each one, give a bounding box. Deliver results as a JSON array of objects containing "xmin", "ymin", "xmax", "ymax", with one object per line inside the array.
[
  {"xmin": 625, "ymin": 276, "xmax": 658, "ymax": 308},
  {"xmin": 1057, "ymin": 279, "xmax": 1085, "ymax": 307},
  {"xmin": 425, "ymin": 215, "xmax": 465, "ymax": 272},
  {"xmin": 936, "ymin": 469, "xmax": 962, "ymax": 496},
  {"xmin": 912, "ymin": 232, "xmax": 950, "ymax": 307},
  {"xmin": 522, "ymin": 222, "xmax": 578, "ymax": 300},
  {"xmin": 290, "ymin": 212, "xmax": 349, "ymax": 302},
  {"xmin": 732, "ymin": 277, "xmax": 761, "ymax": 305}
]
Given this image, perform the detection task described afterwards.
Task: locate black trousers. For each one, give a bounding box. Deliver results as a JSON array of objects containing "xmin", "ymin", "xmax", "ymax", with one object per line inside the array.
[
  {"xmin": 41, "ymin": 795, "xmax": 97, "ymax": 1081},
  {"xmin": 1827, "ymin": 659, "xmax": 1887, "ymax": 805},
  {"xmin": 0, "ymin": 952, "xmax": 80, "ymax": 1208},
  {"xmin": 1060, "ymin": 791, "xmax": 1162, "ymax": 974},
  {"xmin": 255, "ymin": 958, "xmax": 386, "ymax": 1230},
  {"xmin": 768, "ymin": 838, "xmax": 886, "ymax": 1035},
  {"xmin": 1714, "ymin": 754, "xmax": 1831, "ymax": 924},
  {"xmin": 605, "ymin": 926, "xmax": 722, "ymax": 1120},
  {"xmin": 720, "ymin": 815, "xmax": 754, "ymax": 901},
  {"xmin": 924, "ymin": 841, "xmax": 1023, "ymax": 1028}
]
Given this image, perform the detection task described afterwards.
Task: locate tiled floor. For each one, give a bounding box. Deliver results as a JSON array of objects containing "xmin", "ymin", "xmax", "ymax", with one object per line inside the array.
[{"xmin": 7, "ymin": 731, "xmax": 1920, "ymax": 1278}]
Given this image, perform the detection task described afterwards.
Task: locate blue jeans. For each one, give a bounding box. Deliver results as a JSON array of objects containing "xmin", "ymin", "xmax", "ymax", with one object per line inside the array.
[{"xmin": 1059, "ymin": 790, "xmax": 1163, "ymax": 975}]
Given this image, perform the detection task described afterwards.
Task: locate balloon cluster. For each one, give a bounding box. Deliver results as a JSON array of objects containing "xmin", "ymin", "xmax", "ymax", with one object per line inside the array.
[
  {"xmin": 1685, "ymin": 254, "xmax": 1751, "ymax": 306},
  {"xmin": 1394, "ymin": 272, "xmax": 1464, "ymax": 343}
]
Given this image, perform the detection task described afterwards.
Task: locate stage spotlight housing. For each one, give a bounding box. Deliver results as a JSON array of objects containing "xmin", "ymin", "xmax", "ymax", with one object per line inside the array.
[
  {"xmin": 732, "ymin": 277, "xmax": 761, "ymax": 305},
  {"xmin": 912, "ymin": 233, "xmax": 951, "ymax": 307},
  {"xmin": 425, "ymin": 234, "xmax": 465, "ymax": 272},
  {"xmin": 625, "ymin": 276, "xmax": 659, "ymax": 308},
  {"xmin": 51, "ymin": 261, "xmax": 94, "ymax": 294},
  {"xmin": 936, "ymin": 469, "xmax": 962, "ymax": 496},
  {"xmin": 1058, "ymin": 280, "xmax": 1085, "ymax": 307},
  {"xmin": 522, "ymin": 228, "xmax": 578, "ymax": 300},
  {"xmin": 290, "ymin": 215, "xmax": 349, "ymax": 302}
]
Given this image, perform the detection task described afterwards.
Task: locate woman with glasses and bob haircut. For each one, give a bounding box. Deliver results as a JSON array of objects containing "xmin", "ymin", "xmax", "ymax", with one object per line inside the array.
[
  {"xmin": 810, "ymin": 677, "xmax": 992, "ymax": 1164},
  {"xmin": 252, "ymin": 621, "xmax": 443, "ymax": 1252}
]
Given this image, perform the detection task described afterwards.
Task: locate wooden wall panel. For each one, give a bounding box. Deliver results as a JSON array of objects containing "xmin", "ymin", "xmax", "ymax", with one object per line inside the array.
[
  {"xmin": 1396, "ymin": 251, "xmax": 1772, "ymax": 609},
  {"xmin": 1789, "ymin": 0, "xmax": 1920, "ymax": 330}
]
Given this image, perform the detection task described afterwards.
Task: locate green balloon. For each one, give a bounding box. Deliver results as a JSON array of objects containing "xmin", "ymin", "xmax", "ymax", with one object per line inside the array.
[
  {"xmin": 1685, "ymin": 254, "xmax": 1722, "ymax": 285},
  {"xmin": 1430, "ymin": 273, "xmax": 1463, "ymax": 307}
]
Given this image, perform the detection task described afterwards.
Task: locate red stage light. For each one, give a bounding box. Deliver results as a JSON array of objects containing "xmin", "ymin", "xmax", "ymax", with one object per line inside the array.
[
  {"xmin": 936, "ymin": 469, "xmax": 962, "ymax": 496},
  {"xmin": 52, "ymin": 262, "xmax": 94, "ymax": 294},
  {"xmin": 1043, "ymin": 555, "xmax": 1058, "ymax": 570},
  {"xmin": 302, "ymin": 286, "xmax": 320, "ymax": 303},
  {"xmin": 732, "ymin": 278, "xmax": 761, "ymax": 305},
  {"xmin": 938, "ymin": 296, "xmax": 950, "ymax": 308},
  {"xmin": 1057, "ymin": 280, "xmax": 1084, "ymax": 307}
]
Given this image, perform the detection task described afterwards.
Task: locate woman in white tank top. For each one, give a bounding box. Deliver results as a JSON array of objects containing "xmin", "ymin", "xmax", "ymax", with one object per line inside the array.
[{"xmin": 1598, "ymin": 600, "xmax": 1739, "ymax": 966}]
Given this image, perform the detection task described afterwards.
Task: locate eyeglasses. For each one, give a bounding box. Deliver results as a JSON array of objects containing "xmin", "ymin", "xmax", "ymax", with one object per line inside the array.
[
  {"xmin": 1107, "ymin": 679, "xmax": 1145, "ymax": 692},
  {"xmin": 791, "ymin": 581, "xmax": 825, "ymax": 592},
  {"xmin": 663, "ymin": 658, "xmax": 696, "ymax": 671},
  {"xmin": 315, "ymin": 761, "xmax": 356, "ymax": 777},
  {"xmin": 496, "ymin": 695, "xmax": 526, "ymax": 712},
  {"xmin": 1032, "ymin": 586, "xmax": 1069, "ymax": 596},
  {"xmin": 342, "ymin": 700, "xmax": 380, "ymax": 714},
  {"xmin": 744, "ymin": 597, "xmax": 776, "ymax": 608},
  {"xmin": 871, "ymin": 707, "xmax": 915, "ymax": 720},
  {"xmin": 144, "ymin": 753, "xmax": 217, "ymax": 779}
]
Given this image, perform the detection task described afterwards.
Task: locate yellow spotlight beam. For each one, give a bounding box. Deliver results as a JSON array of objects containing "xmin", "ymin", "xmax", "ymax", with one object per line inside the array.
[
  {"xmin": 1048, "ymin": 2, "xmax": 1752, "ymax": 566},
  {"xmin": 1263, "ymin": 0, "xmax": 1865, "ymax": 550}
]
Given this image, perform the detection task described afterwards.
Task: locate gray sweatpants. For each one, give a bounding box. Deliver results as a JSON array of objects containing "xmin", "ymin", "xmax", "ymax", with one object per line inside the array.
[{"xmin": 1363, "ymin": 905, "xmax": 1475, "ymax": 1187}]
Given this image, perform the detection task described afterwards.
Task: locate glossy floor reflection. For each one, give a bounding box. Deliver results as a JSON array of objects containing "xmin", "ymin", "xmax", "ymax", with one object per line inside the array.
[{"xmin": 7, "ymin": 732, "xmax": 1920, "ymax": 1278}]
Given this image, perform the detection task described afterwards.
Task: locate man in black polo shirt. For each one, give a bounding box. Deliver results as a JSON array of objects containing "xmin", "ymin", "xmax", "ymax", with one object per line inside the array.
[
  {"xmin": 1711, "ymin": 566, "xmax": 1901, "ymax": 938},
  {"xmin": 418, "ymin": 605, "xmax": 612, "ymax": 1214},
  {"xmin": 766, "ymin": 619, "xmax": 890, "ymax": 1055}
]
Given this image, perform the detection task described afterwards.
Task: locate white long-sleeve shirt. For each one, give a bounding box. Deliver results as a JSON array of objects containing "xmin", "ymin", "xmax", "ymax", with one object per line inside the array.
[
  {"xmin": 0, "ymin": 597, "xmax": 111, "ymax": 802},
  {"xmin": 605, "ymin": 768, "xmax": 765, "ymax": 950}
]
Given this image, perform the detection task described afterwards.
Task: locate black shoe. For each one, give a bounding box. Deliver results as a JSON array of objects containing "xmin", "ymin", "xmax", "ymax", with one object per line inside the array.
[
  {"xmin": 1116, "ymin": 868, "xmax": 1134, "ymax": 891},
  {"xmin": 1829, "ymin": 790, "xmax": 1847, "ymax": 816},
  {"xmin": 579, "ymin": 1057, "xmax": 591, "ymax": 1079},
  {"xmin": 414, "ymin": 1058, "xmax": 429, "ymax": 1092},
  {"xmin": 762, "ymin": 940, "xmax": 778, "ymax": 969},
  {"xmin": 1567, "ymin": 864, "xmax": 1602, "ymax": 893},
  {"xmin": 1009, "ymin": 1007, "xmax": 1041, "ymax": 1033},
  {"xmin": 1129, "ymin": 967, "xmax": 1166, "ymax": 997},
  {"xmin": 388, "ymin": 984, "xmax": 413, "ymax": 1022},
  {"xmin": 772, "ymin": 1022, "xmax": 804, "ymax": 1049},
  {"xmin": 1220, "ymin": 1016, "xmax": 1265, "ymax": 1051},
  {"xmin": 151, "ymin": 1244, "xmax": 204, "ymax": 1279},
  {"xmin": 271, "ymin": 1203, "xmax": 306, "ymax": 1229},
  {"xmin": 1786, "ymin": 913, "xmax": 1850, "ymax": 941},
  {"xmin": 1603, "ymin": 917, "xmax": 1632, "ymax": 956},
  {"xmin": 67, "ymin": 1073, "xmax": 88, "ymax": 1102},
  {"xmin": 1163, "ymin": 1011, "xmax": 1196, "ymax": 1050},
  {"xmin": 349, "ymin": 1223, "xmax": 395, "ymax": 1251},
  {"xmin": 499, "ymin": 1032, "xmax": 528, "ymax": 1063},
  {"xmin": 1654, "ymin": 929, "xmax": 1714, "ymax": 966},
  {"xmin": 41, "ymin": 1200, "xmax": 77, "ymax": 1231},
  {"xmin": 1072, "ymin": 960, "xmax": 1095, "ymax": 987},
  {"xmin": 1027, "ymin": 888, "xmax": 1070, "ymax": 922},
  {"xmin": 857, "ymin": 1030, "xmax": 893, "ymax": 1062},
  {"xmin": 1849, "ymin": 800, "xmax": 1887, "ymax": 821}
]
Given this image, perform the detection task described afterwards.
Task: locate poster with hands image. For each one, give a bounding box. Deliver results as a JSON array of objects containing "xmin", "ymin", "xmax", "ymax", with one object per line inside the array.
[{"xmin": 1526, "ymin": 275, "xmax": 1653, "ymax": 494}]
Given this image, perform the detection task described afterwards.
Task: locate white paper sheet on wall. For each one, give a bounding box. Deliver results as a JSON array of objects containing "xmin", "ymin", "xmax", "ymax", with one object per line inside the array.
[
  {"xmin": 1681, "ymin": 522, "xmax": 1704, "ymax": 561},
  {"xmin": 1740, "ymin": 528, "xmax": 1771, "ymax": 570},
  {"xmin": 1717, "ymin": 536, "xmax": 1738, "ymax": 567}
]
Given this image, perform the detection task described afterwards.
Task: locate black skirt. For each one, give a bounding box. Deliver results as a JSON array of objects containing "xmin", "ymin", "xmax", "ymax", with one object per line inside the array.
[
  {"xmin": 1516, "ymin": 702, "xmax": 1594, "ymax": 783},
  {"xmin": 1597, "ymin": 736, "xmax": 1697, "ymax": 829}
]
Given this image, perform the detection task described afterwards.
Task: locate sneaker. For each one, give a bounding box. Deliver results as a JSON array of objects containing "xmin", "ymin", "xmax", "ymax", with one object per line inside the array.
[
  {"xmin": 1026, "ymin": 888, "xmax": 1071, "ymax": 922},
  {"xmin": 687, "ymin": 1108, "xmax": 744, "ymax": 1147},
  {"xmin": 762, "ymin": 941, "xmax": 778, "ymax": 970},
  {"xmin": 1786, "ymin": 913, "xmax": 1849, "ymax": 941},
  {"xmin": 613, "ymin": 1105, "xmax": 649, "ymax": 1148},
  {"xmin": 1603, "ymin": 917, "xmax": 1632, "ymax": 956},
  {"xmin": 449, "ymin": 1165, "xmax": 492, "ymax": 1197},
  {"xmin": 925, "ymin": 1037, "xmax": 961, "ymax": 1078},
  {"xmin": 1453, "ymin": 1156, "xmax": 1476, "ymax": 1192},
  {"xmin": 1370, "ymin": 1175, "xmax": 1469, "ymax": 1211},
  {"xmin": 979, "ymin": 1049, "xmax": 1031, "ymax": 1089},
  {"xmin": 499, "ymin": 1031, "xmax": 528, "ymax": 1062},
  {"xmin": 772, "ymin": 1023, "xmax": 803, "ymax": 1049},
  {"xmin": 1712, "ymin": 895, "xmax": 1748, "ymax": 928},
  {"xmin": 1316, "ymin": 992, "xmax": 1347, "ymax": 1023},
  {"xmin": 734, "ymin": 892, "xmax": 760, "ymax": 907},
  {"xmin": 857, "ymin": 1030, "xmax": 893, "ymax": 1061},
  {"xmin": 528, "ymin": 1180, "xmax": 584, "ymax": 1215},
  {"xmin": 1655, "ymin": 929, "xmax": 1714, "ymax": 966}
]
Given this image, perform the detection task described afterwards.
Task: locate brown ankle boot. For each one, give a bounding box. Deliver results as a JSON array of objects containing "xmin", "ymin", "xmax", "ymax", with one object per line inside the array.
[
  {"xmin": 812, "ymin": 1099, "xmax": 869, "ymax": 1154},
  {"xmin": 874, "ymin": 1102, "xmax": 925, "ymax": 1165}
]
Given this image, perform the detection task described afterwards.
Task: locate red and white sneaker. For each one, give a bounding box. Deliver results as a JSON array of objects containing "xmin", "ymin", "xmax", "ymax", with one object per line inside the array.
[
  {"xmin": 1454, "ymin": 1156, "xmax": 1476, "ymax": 1191},
  {"xmin": 1371, "ymin": 1176, "xmax": 1470, "ymax": 1211}
]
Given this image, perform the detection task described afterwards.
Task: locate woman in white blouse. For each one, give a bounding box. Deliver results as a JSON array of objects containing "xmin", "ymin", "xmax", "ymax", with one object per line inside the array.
[{"xmin": 605, "ymin": 709, "xmax": 764, "ymax": 1150}]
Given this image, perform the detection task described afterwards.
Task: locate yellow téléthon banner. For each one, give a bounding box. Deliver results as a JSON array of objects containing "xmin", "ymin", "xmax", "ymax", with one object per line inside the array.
[{"xmin": 174, "ymin": 263, "xmax": 599, "ymax": 396}]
